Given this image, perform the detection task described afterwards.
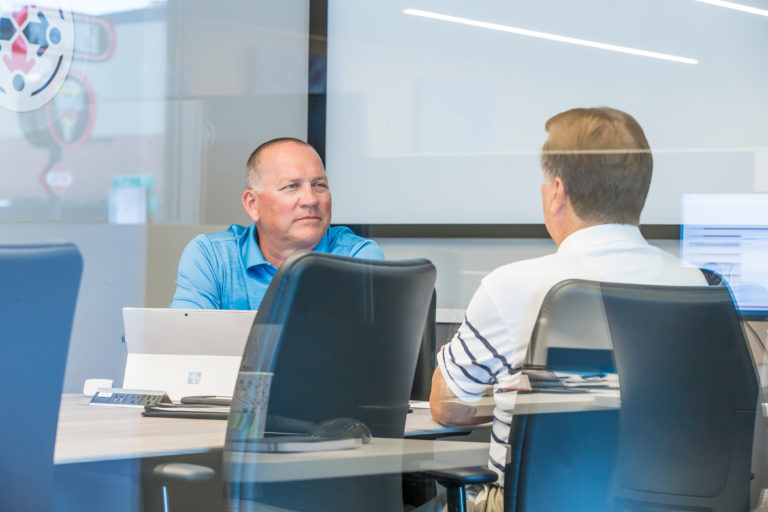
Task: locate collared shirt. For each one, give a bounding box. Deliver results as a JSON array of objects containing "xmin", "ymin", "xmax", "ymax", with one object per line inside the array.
[
  {"xmin": 170, "ymin": 224, "xmax": 384, "ymax": 310},
  {"xmin": 437, "ymin": 224, "xmax": 707, "ymax": 485}
]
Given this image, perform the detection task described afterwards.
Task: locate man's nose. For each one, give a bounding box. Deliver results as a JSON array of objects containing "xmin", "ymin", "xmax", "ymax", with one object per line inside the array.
[{"xmin": 299, "ymin": 184, "xmax": 320, "ymax": 206}]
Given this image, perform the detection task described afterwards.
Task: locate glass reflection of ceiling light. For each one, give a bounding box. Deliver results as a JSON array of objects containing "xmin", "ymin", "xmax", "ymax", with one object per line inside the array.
[
  {"xmin": 695, "ymin": 0, "xmax": 768, "ymax": 17},
  {"xmin": 0, "ymin": 199, "xmax": 11, "ymax": 208},
  {"xmin": 403, "ymin": 8, "xmax": 698, "ymax": 65}
]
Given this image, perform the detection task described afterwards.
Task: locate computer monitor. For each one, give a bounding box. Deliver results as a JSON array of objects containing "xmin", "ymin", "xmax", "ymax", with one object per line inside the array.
[{"xmin": 681, "ymin": 193, "xmax": 768, "ymax": 319}]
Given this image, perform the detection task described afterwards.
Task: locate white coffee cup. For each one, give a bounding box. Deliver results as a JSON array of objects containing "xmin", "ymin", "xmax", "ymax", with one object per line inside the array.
[{"xmin": 83, "ymin": 378, "xmax": 113, "ymax": 396}]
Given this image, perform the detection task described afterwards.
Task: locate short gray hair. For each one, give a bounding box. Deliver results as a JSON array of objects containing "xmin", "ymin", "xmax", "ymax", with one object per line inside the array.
[{"xmin": 245, "ymin": 137, "xmax": 317, "ymax": 190}]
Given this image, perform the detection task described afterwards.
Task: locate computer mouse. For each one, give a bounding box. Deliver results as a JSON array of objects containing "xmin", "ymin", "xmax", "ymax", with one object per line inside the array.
[{"xmin": 312, "ymin": 417, "xmax": 373, "ymax": 444}]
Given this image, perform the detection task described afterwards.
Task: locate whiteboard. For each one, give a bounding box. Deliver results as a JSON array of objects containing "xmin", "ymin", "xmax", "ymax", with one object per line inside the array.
[{"xmin": 323, "ymin": 0, "xmax": 768, "ymax": 226}]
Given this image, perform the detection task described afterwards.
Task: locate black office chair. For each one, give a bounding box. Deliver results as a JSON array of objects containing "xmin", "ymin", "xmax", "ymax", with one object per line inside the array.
[
  {"xmin": 410, "ymin": 289, "xmax": 437, "ymax": 402},
  {"xmin": 0, "ymin": 244, "xmax": 83, "ymax": 512},
  {"xmin": 433, "ymin": 279, "xmax": 759, "ymax": 512},
  {"xmin": 603, "ymin": 280, "xmax": 757, "ymax": 512},
  {"xmin": 154, "ymin": 252, "xmax": 436, "ymax": 511}
]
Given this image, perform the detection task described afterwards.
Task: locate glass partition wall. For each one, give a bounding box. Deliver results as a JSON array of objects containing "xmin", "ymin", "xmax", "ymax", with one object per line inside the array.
[
  {"xmin": 3, "ymin": 1, "xmax": 768, "ymax": 510},
  {"xmin": 0, "ymin": 0, "xmax": 309, "ymax": 225}
]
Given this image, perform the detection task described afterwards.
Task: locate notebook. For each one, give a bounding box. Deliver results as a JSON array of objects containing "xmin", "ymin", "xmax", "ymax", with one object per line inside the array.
[{"xmin": 122, "ymin": 308, "xmax": 257, "ymax": 401}]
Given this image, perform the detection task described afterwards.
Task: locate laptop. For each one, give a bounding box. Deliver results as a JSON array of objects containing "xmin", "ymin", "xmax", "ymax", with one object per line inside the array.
[{"xmin": 122, "ymin": 308, "xmax": 257, "ymax": 401}]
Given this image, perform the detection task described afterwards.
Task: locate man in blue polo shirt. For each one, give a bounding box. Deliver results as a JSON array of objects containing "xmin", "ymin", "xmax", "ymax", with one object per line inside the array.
[{"xmin": 170, "ymin": 137, "xmax": 384, "ymax": 310}]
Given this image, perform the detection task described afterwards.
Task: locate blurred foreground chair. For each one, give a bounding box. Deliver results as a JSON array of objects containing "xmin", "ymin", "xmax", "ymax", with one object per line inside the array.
[
  {"xmin": 433, "ymin": 279, "xmax": 759, "ymax": 512},
  {"xmin": 0, "ymin": 244, "xmax": 83, "ymax": 511},
  {"xmin": 153, "ymin": 252, "xmax": 436, "ymax": 511}
]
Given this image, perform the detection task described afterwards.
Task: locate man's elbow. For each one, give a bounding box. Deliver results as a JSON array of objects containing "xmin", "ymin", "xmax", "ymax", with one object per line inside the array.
[
  {"xmin": 430, "ymin": 396, "xmax": 490, "ymax": 426},
  {"xmin": 431, "ymin": 404, "xmax": 466, "ymax": 426},
  {"xmin": 430, "ymin": 365, "xmax": 489, "ymax": 425}
]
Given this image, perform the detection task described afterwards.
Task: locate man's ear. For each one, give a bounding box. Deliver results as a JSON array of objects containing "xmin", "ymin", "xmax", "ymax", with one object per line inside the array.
[
  {"xmin": 548, "ymin": 177, "xmax": 568, "ymax": 216},
  {"xmin": 241, "ymin": 189, "xmax": 259, "ymax": 223}
]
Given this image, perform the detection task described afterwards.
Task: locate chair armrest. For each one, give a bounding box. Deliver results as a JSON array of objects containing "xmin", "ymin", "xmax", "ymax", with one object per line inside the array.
[
  {"xmin": 152, "ymin": 463, "xmax": 216, "ymax": 483},
  {"xmin": 417, "ymin": 467, "xmax": 498, "ymax": 512},
  {"xmin": 419, "ymin": 466, "xmax": 498, "ymax": 488}
]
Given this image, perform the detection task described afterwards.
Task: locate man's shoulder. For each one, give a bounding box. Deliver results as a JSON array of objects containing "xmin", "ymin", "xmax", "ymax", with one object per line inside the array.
[
  {"xmin": 326, "ymin": 225, "xmax": 360, "ymax": 242},
  {"xmin": 474, "ymin": 253, "xmax": 569, "ymax": 308},
  {"xmin": 192, "ymin": 224, "xmax": 248, "ymax": 245},
  {"xmin": 325, "ymin": 226, "xmax": 373, "ymax": 249},
  {"xmin": 183, "ymin": 225, "xmax": 250, "ymax": 265},
  {"xmin": 322, "ymin": 226, "xmax": 384, "ymax": 260},
  {"xmin": 480, "ymin": 242, "xmax": 707, "ymax": 294},
  {"xmin": 484, "ymin": 252, "xmax": 563, "ymax": 284}
]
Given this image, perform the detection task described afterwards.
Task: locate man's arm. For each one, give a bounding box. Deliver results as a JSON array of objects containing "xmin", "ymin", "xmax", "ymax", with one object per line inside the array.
[
  {"xmin": 429, "ymin": 364, "xmax": 493, "ymax": 426},
  {"xmin": 429, "ymin": 282, "xmax": 525, "ymax": 426}
]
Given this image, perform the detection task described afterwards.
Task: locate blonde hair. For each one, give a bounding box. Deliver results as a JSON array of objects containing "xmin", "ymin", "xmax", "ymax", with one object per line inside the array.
[{"xmin": 541, "ymin": 107, "xmax": 652, "ymax": 225}]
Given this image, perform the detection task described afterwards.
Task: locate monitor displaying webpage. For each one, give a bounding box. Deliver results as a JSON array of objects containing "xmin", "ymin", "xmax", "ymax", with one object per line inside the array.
[{"xmin": 681, "ymin": 194, "xmax": 768, "ymax": 316}]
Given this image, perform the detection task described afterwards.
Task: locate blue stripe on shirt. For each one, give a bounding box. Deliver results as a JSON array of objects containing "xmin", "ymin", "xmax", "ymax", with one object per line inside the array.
[
  {"xmin": 465, "ymin": 317, "xmax": 525, "ymax": 377},
  {"xmin": 489, "ymin": 455, "xmax": 506, "ymax": 473},
  {"xmin": 493, "ymin": 413, "xmax": 511, "ymax": 427},
  {"xmin": 490, "ymin": 428, "xmax": 508, "ymax": 445},
  {"xmin": 456, "ymin": 332, "xmax": 495, "ymax": 379},
  {"xmin": 446, "ymin": 342, "xmax": 488, "ymax": 386},
  {"xmin": 440, "ymin": 347, "xmax": 481, "ymax": 397}
]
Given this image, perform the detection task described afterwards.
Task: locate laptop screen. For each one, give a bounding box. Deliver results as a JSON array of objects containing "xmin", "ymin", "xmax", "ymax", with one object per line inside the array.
[{"xmin": 122, "ymin": 308, "xmax": 257, "ymax": 400}]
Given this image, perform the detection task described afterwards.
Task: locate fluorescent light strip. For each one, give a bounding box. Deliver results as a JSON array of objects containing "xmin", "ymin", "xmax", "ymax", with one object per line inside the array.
[
  {"xmin": 403, "ymin": 8, "xmax": 698, "ymax": 65},
  {"xmin": 695, "ymin": 0, "xmax": 768, "ymax": 17}
]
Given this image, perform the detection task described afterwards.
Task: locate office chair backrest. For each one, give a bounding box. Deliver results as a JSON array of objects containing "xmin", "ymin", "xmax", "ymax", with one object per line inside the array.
[
  {"xmin": 509, "ymin": 279, "xmax": 619, "ymax": 512},
  {"xmin": 0, "ymin": 244, "xmax": 83, "ymax": 512},
  {"xmin": 527, "ymin": 281, "xmax": 614, "ymax": 372},
  {"xmin": 602, "ymin": 281, "xmax": 757, "ymax": 511},
  {"xmin": 410, "ymin": 289, "xmax": 436, "ymax": 401},
  {"xmin": 508, "ymin": 279, "xmax": 758, "ymax": 512},
  {"xmin": 237, "ymin": 252, "xmax": 436, "ymax": 438}
]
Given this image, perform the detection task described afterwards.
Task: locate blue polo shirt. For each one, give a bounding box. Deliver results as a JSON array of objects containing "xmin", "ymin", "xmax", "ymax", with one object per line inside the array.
[{"xmin": 170, "ymin": 224, "xmax": 384, "ymax": 310}]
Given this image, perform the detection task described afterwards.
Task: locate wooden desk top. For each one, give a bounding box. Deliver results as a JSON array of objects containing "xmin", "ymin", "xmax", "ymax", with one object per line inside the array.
[
  {"xmin": 54, "ymin": 396, "xmax": 484, "ymax": 465},
  {"xmin": 221, "ymin": 437, "xmax": 489, "ymax": 483},
  {"xmin": 55, "ymin": 395, "xmax": 227, "ymax": 464},
  {"xmin": 55, "ymin": 390, "xmax": 617, "ymax": 466}
]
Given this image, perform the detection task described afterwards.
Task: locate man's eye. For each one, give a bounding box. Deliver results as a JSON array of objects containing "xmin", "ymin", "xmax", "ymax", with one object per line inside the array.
[
  {"xmin": 281, "ymin": 184, "xmax": 298, "ymax": 190},
  {"xmin": 314, "ymin": 182, "xmax": 329, "ymax": 189}
]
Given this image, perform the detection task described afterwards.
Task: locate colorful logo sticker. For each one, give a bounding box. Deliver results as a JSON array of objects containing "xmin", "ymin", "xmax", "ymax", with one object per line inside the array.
[
  {"xmin": 0, "ymin": 3, "xmax": 74, "ymax": 112},
  {"xmin": 46, "ymin": 71, "xmax": 95, "ymax": 149}
]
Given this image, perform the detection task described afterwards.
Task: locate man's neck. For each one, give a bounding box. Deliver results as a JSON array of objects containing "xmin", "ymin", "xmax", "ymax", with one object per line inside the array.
[
  {"xmin": 257, "ymin": 234, "xmax": 319, "ymax": 268},
  {"xmin": 552, "ymin": 217, "xmax": 596, "ymax": 246},
  {"xmin": 259, "ymin": 243, "xmax": 309, "ymax": 268}
]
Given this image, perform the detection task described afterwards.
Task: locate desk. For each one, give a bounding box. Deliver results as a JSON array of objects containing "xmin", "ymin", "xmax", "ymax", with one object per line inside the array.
[
  {"xmin": 53, "ymin": 396, "xmax": 491, "ymax": 511},
  {"xmin": 56, "ymin": 395, "xmax": 225, "ymax": 464},
  {"xmin": 51, "ymin": 392, "xmax": 620, "ymax": 511},
  {"xmin": 54, "ymin": 395, "xmax": 490, "ymax": 467},
  {"xmin": 55, "ymin": 390, "xmax": 618, "ymax": 465}
]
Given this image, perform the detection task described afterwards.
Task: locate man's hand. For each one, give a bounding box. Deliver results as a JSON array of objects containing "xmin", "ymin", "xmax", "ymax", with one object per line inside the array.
[{"xmin": 429, "ymin": 366, "xmax": 492, "ymax": 426}]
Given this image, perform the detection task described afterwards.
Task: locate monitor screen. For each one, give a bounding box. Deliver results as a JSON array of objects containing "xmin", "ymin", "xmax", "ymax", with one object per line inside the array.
[{"xmin": 681, "ymin": 194, "xmax": 768, "ymax": 318}]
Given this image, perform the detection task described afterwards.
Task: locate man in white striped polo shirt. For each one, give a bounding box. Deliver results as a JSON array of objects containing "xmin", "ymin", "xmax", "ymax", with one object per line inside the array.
[{"xmin": 422, "ymin": 107, "xmax": 706, "ymax": 512}]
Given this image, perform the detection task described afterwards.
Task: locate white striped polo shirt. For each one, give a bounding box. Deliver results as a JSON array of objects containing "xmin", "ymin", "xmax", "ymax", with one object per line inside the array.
[{"xmin": 436, "ymin": 224, "xmax": 707, "ymax": 485}]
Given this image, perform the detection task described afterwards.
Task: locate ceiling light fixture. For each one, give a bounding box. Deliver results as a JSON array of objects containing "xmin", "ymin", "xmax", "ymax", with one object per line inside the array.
[
  {"xmin": 403, "ymin": 8, "xmax": 698, "ymax": 65},
  {"xmin": 695, "ymin": 0, "xmax": 768, "ymax": 17}
]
